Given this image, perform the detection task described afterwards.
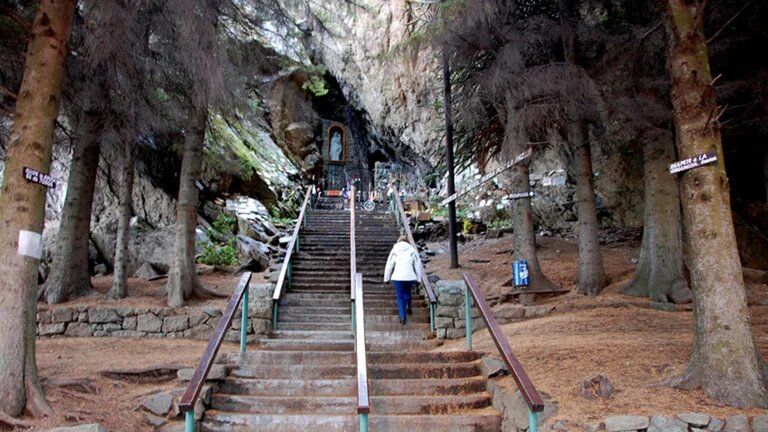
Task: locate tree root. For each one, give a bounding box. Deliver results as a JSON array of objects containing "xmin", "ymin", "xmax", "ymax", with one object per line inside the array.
[
  {"xmin": 25, "ymin": 379, "xmax": 53, "ymax": 418},
  {"xmin": 43, "ymin": 377, "xmax": 99, "ymax": 395},
  {"xmin": 193, "ymin": 283, "xmax": 229, "ymax": 299},
  {"xmin": 0, "ymin": 410, "xmax": 32, "ymax": 428}
]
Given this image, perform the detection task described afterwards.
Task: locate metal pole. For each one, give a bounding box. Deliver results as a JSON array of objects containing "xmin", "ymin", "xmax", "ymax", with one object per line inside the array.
[
  {"xmin": 272, "ymin": 302, "xmax": 279, "ymax": 331},
  {"xmin": 429, "ymin": 303, "xmax": 435, "ymax": 332},
  {"xmin": 359, "ymin": 413, "xmax": 369, "ymax": 432},
  {"xmin": 529, "ymin": 410, "xmax": 539, "ymax": 432},
  {"xmin": 351, "ymin": 300, "xmax": 356, "ymax": 333},
  {"xmin": 240, "ymin": 288, "xmax": 249, "ymax": 353},
  {"xmin": 465, "ymin": 284, "xmax": 472, "ymax": 350},
  {"xmin": 185, "ymin": 410, "xmax": 194, "ymax": 432}
]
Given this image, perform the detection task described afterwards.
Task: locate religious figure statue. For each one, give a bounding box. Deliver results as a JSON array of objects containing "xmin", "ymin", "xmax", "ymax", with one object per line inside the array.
[{"xmin": 330, "ymin": 129, "xmax": 343, "ymax": 161}]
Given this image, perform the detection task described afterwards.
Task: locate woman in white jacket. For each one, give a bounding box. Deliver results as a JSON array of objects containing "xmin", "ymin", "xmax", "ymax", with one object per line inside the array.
[{"xmin": 383, "ymin": 235, "xmax": 424, "ymax": 324}]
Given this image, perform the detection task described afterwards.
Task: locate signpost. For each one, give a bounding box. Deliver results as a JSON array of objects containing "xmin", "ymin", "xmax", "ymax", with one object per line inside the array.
[
  {"xmin": 23, "ymin": 167, "xmax": 56, "ymax": 188},
  {"xmin": 669, "ymin": 151, "xmax": 717, "ymax": 174},
  {"xmin": 441, "ymin": 148, "xmax": 533, "ymax": 206}
]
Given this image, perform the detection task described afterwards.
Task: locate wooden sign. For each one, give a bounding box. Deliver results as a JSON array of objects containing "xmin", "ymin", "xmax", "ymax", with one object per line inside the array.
[
  {"xmin": 508, "ymin": 191, "xmax": 534, "ymax": 200},
  {"xmin": 442, "ymin": 148, "xmax": 533, "ymax": 206},
  {"xmin": 23, "ymin": 167, "xmax": 56, "ymax": 188},
  {"xmin": 669, "ymin": 151, "xmax": 717, "ymax": 174}
]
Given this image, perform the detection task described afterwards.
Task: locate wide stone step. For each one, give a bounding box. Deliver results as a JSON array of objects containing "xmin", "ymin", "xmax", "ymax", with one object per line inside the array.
[
  {"xmin": 202, "ymin": 412, "xmax": 357, "ymax": 431},
  {"xmin": 369, "ymin": 377, "xmax": 487, "ymax": 396},
  {"xmin": 229, "ymin": 364, "xmax": 355, "ymax": 379},
  {"xmin": 369, "ymin": 362, "xmax": 481, "ymax": 379},
  {"xmin": 211, "ymin": 395, "xmax": 355, "ymax": 414},
  {"xmin": 367, "ymin": 351, "xmax": 481, "ymax": 364},
  {"xmin": 270, "ymin": 330, "xmax": 354, "ymax": 340},
  {"xmin": 219, "ymin": 378, "xmax": 356, "ymax": 397},
  {"xmin": 258, "ymin": 338, "xmax": 354, "ymax": 351},
  {"xmin": 203, "ymin": 412, "xmax": 500, "ymax": 432},
  {"xmin": 275, "ymin": 321, "xmax": 430, "ymax": 332},
  {"xmin": 371, "ymin": 394, "xmax": 492, "ymax": 415},
  {"xmin": 277, "ymin": 313, "xmax": 349, "ymax": 323},
  {"xmin": 230, "ymin": 350, "xmax": 354, "ymax": 365}
]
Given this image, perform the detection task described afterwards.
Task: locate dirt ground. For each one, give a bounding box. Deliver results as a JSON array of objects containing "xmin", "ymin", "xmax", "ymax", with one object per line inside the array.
[
  {"xmin": 429, "ymin": 234, "xmax": 768, "ymax": 425},
  {"xmin": 6, "ymin": 237, "xmax": 768, "ymax": 430}
]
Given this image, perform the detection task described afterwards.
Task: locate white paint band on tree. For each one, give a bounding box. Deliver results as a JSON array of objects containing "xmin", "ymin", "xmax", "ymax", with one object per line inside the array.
[
  {"xmin": 441, "ymin": 147, "xmax": 533, "ymax": 206},
  {"xmin": 508, "ymin": 191, "xmax": 535, "ymax": 200},
  {"xmin": 18, "ymin": 230, "xmax": 43, "ymax": 260}
]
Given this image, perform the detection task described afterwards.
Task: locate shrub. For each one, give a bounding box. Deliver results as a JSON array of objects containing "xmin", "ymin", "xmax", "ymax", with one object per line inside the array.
[
  {"xmin": 198, "ymin": 242, "xmax": 238, "ymax": 267},
  {"xmin": 211, "ymin": 214, "xmax": 237, "ymax": 236}
]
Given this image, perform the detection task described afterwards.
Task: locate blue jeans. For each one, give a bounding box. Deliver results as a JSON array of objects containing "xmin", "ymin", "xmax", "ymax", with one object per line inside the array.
[{"xmin": 392, "ymin": 280, "xmax": 415, "ymax": 320}]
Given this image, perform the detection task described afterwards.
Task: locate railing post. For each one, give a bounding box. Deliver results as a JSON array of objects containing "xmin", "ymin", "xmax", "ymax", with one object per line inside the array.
[
  {"xmin": 272, "ymin": 300, "xmax": 279, "ymax": 331},
  {"xmin": 429, "ymin": 302, "xmax": 435, "ymax": 333},
  {"xmin": 529, "ymin": 410, "xmax": 539, "ymax": 432},
  {"xmin": 465, "ymin": 284, "xmax": 472, "ymax": 350},
  {"xmin": 185, "ymin": 410, "xmax": 194, "ymax": 432},
  {"xmin": 359, "ymin": 412, "xmax": 369, "ymax": 432},
  {"xmin": 240, "ymin": 286, "xmax": 249, "ymax": 353},
  {"xmin": 296, "ymin": 235, "xmax": 300, "ymax": 253}
]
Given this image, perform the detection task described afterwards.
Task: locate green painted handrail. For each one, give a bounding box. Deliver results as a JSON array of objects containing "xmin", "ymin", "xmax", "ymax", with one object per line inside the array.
[{"xmin": 462, "ymin": 272, "xmax": 544, "ymax": 431}]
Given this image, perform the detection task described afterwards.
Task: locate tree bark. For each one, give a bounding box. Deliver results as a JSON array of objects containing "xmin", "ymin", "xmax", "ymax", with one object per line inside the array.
[
  {"xmin": 166, "ymin": 107, "xmax": 208, "ymax": 307},
  {"xmin": 43, "ymin": 116, "xmax": 101, "ymax": 304},
  {"xmin": 509, "ymin": 162, "xmax": 559, "ymax": 292},
  {"xmin": 665, "ymin": 0, "xmax": 768, "ymax": 407},
  {"xmin": 442, "ymin": 47, "xmax": 459, "ymax": 269},
  {"xmin": 560, "ymin": 0, "xmax": 607, "ymax": 296},
  {"xmin": 622, "ymin": 129, "xmax": 691, "ymax": 303},
  {"xmin": 108, "ymin": 140, "xmax": 136, "ymax": 300},
  {"xmin": 0, "ymin": 0, "xmax": 75, "ymax": 418},
  {"xmin": 572, "ymin": 125, "xmax": 607, "ymax": 296}
]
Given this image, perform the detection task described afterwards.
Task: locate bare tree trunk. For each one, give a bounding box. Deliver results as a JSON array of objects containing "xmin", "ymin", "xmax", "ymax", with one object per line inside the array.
[
  {"xmin": 572, "ymin": 125, "xmax": 607, "ymax": 296},
  {"xmin": 0, "ymin": 0, "xmax": 75, "ymax": 418},
  {"xmin": 665, "ymin": 0, "xmax": 768, "ymax": 407},
  {"xmin": 559, "ymin": 0, "xmax": 607, "ymax": 296},
  {"xmin": 108, "ymin": 140, "xmax": 136, "ymax": 300},
  {"xmin": 44, "ymin": 117, "xmax": 101, "ymax": 304},
  {"xmin": 510, "ymin": 162, "xmax": 559, "ymax": 292},
  {"xmin": 623, "ymin": 129, "xmax": 691, "ymax": 303},
  {"xmin": 442, "ymin": 49, "xmax": 459, "ymax": 269},
  {"xmin": 166, "ymin": 107, "xmax": 208, "ymax": 307}
]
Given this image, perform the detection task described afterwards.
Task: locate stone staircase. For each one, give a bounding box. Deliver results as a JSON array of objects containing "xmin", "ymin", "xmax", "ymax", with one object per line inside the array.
[{"xmin": 201, "ymin": 196, "xmax": 501, "ymax": 431}]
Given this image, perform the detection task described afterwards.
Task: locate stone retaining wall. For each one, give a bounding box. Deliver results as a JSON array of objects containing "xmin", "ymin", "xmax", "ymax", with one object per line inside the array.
[
  {"xmin": 549, "ymin": 412, "xmax": 767, "ymax": 431},
  {"xmin": 36, "ymin": 283, "xmax": 274, "ymax": 341}
]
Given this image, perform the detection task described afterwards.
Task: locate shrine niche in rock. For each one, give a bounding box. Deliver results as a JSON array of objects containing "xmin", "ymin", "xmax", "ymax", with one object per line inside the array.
[{"xmin": 321, "ymin": 120, "xmax": 367, "ymax": 194}]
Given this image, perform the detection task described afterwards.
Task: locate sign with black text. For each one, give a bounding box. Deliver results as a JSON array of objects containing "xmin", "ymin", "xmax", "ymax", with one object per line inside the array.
[
  {"xmin": 669, "ymin": 151, "xmax": 717, "ymax": 175},
  {"xmin": 23, "ymin": 167, "xmax": 56, "ymax": 188}
]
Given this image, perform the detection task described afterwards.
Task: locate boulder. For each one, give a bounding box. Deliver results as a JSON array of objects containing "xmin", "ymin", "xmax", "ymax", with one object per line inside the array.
[
  {"xmin": 753, "ymin": 415, "xmax": 768, "ymax": 432},
  {"xmin": 604, "ymin": 415, "xmax": 649, "ymax": 432},
  {"xmin": 134, "ymin": 262, "xmax": 161, "ymax": 279},
  {"xmin": 481, "ymin": 356, "xmax": 508, "ymax": 378},
  {"xmin": 88, "ymin": 308, "xmax": 121, "ymax": 324},
  {"xmin": 141, "ymin": 391, "xmax": 174, "ymax": 416},
  {"xmin": 648, "ymin": 416, "xmax": 688, "ymax": 432},
  {"xmin": 579, "ymin": 375, "xmax": 614, "ymax": 400},
  {"xmin": 162, "ymin": 316, "xmax": 189, "ymax": 333},
  {"xmin": 677, "ymin": 412, "xmax": 710, "ymax": 428},
  {"xmin": 235, "ymin": 235, "xmax": 270, "ymax": 270},
  {"xmin": 494, "ymin": 304, "xmax": 525, "ymax": 321},
  {"xmin": 724, "ymin": 415, "xmax": 750, "ymax": 432}
]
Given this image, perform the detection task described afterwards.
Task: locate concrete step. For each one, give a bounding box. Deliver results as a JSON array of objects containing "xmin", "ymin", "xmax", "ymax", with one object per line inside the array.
[
  {"xmin": 270, "ymin": 330, "xmax": 354, "ymax": 340},
  {"xmin": 230, "ymin": 350, "xmax": 354, "ymax": 365},
  {"xmin": 210, "ymin": 394, "xmax": 355, "ymax": 414},
  {"xmin": 369, "ymin": 377, "xmax": 487, "ymax": 396},
  {"xmin": 258, "ymin": 338, "xmax": 354, "ymax": 351},
  {"xmin": 367, "ymin": 351, "xmax": 481, "ymax": 364},
  {"xmin": 275, "ymin": 321, "xmax": 430, "ymax": 332},
  {"xmin": 219, "ymin": 378, "xmax": 355, "ymax": 397},
  {"xmin": 202, "ymin": 412, "xmax": 357, "ymax": 431},
  {"xmin": 229, "ymin": 364, "xmax": 355, "ymax": 379},
  {"xmin": 202, "ymin": 411, "xmax": 501, "ymax": 432},
  {"xmin": 370, "ymin": 394, "xmax": 492, "ymax": 415},
  {"xmin": 369, "ymin": 361, "xmax": 481, "ymax": 379}
]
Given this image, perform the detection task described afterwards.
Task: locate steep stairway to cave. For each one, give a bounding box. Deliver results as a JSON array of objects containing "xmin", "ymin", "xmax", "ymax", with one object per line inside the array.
[{"xmin": 200, "ymin": 195, "xmax": 501, "ymax": 431}]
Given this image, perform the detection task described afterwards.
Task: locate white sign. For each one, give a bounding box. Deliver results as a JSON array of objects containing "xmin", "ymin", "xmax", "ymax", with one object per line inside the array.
[
  {"xmin": 508, "ymin": 191, "xmax": 535, "ymax": 200},
  {"xmin": 18, "ymin": 230, "xmax": 42, "ymax": 260},
  {"xmin": 23, "ymin": 167, "xmax": 56, "ymax": 188},
  {"xmin": 442, "ymin": 148, "xmax": 533, "ymax": 206},
  {"xmin": 669, "ymin": 151, "xmax": 717, "ymax": 174}
]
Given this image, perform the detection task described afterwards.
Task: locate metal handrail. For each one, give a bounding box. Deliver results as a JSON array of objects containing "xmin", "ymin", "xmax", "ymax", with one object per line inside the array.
[
  {"xmin": 271, "ymin": 185, "xmax": 315, "ymax": 329},
  {"xmin": 388, "ymin": 190, "xmax": 437, "ymax": 331},
  {"xmin": 463, "ymin": 273, "xmax": 544, "ymax": 430},
  {"xmin": 354, "ymin": 273, "xmax": 370, "ymax": 431},
  {"xmin": 179, "ymin": 272, "xmax": 253, "ymax": 431},
  {"xmin": 350, "ymin": 185, "xmax": 357, "ymax": 303}
]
